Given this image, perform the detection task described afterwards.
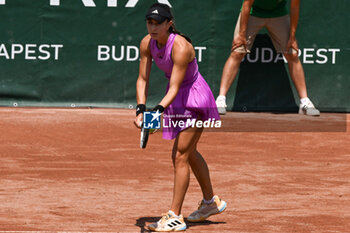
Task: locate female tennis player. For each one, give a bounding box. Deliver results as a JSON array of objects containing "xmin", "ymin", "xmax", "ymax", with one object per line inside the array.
[{"xmin": 134, "ymin": 3, "xmax": 227, "ymax": 231}]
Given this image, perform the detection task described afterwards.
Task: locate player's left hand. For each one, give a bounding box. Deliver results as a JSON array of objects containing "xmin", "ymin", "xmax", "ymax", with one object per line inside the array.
[{"xmin": 231, "ymin": 34, "xmax": 247, "ymax": 52}]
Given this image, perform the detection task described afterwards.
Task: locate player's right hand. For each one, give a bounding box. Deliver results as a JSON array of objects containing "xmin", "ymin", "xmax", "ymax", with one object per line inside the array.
[
  {"xmin": 286, "ymin": 37, "xmax": 299, "ymax": 58},
  {"xmin": 134, "ymin": 113, "xmax": 143, "ymax": 129}
]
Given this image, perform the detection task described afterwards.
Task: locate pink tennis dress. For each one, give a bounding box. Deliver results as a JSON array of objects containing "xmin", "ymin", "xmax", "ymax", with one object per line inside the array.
[{"xmin": 150, "ymin": 33, "xmax": 220, "ymax": 140}]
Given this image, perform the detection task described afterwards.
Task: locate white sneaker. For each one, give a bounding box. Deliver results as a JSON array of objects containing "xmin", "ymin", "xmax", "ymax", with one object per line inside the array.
[
  {"xmin": 299, "ymin": 100, "xmax": 320, "ymax": 116},
  {"xmin": 187, "ymin": 195, "xmax": 227, "ymax": 222},
  {"xmin": 216, "ymin": 96, "xmax": 227, "ymax": 115},
  {"xmin": 148, "ymin": 211, "xmax": 187, "ymax": 232}
]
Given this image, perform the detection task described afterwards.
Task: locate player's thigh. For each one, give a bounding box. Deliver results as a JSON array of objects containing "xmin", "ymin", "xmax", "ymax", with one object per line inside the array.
[
  {"xmin": 233, "ymin": 14, "xmax": 265, "ymax": 53},
  {"xmin": 172, "ymin": 127, "xmax": 203, "ymax": 157},
  {"xmin": 266, "ymin": 15, "xmax": 290, "ymax": 53}
]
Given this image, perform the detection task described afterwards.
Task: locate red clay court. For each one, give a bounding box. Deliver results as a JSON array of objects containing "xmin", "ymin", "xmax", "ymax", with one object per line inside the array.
[{"xmin": 0, "ymin": 108, "xmax": 349, "ymax": 232}]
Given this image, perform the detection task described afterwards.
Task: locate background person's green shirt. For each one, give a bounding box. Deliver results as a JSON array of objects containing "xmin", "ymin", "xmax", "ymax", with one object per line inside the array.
[{"xmin": 241, "ymin": 0, "xmax": 289, "ymax": 18}]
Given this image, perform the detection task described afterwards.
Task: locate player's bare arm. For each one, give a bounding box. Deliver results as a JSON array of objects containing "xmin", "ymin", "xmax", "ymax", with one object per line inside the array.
[
  {"xmin": 287, "ymin": 0, "xmax": 300, "ymax": 55},
  {"xmin": 158, "ymin": 36, "xmax": 194, "ymax": 108},
  {"xmin": 232, "ymin": 0, "xmax": 254, "ymax": 51},
  {"xmin": 135, "ymin": 35, "xmax": 152, "ymax": 128}
]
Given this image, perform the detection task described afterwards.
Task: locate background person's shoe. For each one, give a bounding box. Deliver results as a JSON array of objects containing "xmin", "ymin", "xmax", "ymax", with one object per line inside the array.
[{"xmin": 299, "ymin": 100, "xmax": 320, "ymax": 116}]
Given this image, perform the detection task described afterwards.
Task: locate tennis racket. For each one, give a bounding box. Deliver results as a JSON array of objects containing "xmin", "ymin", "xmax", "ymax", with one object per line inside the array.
[{"xmin": 140, "ymin": 123, "xmax": 150, "ymax": 149}]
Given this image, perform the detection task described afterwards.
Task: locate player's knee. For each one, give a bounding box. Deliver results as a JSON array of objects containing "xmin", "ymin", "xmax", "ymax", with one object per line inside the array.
[{"xmin": 172, "ymin": 150, "xmax": 191, "ymax": 166}]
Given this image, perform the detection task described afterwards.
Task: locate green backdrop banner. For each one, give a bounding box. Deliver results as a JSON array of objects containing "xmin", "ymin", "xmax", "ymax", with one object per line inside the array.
[{"xmin": 0, "ymin": 0, "xmax": 349, "ymax": 112}]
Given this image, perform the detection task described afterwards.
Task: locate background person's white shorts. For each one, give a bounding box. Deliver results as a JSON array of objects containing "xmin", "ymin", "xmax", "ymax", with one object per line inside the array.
[{"xmin": 233, "ymin": 13, "xmax": 293, "ymax": 54}]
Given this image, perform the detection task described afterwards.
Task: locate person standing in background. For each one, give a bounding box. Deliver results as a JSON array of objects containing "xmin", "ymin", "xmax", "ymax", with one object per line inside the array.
[{"xmin": 216, "ymin": 0, "xmax": 320, "ymax": 116}]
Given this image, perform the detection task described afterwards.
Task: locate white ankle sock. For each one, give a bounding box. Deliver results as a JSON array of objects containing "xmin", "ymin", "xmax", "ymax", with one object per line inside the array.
[
  {"xmin": 203, "ymin": 196, "xmax": 215, "ymax": 205},
  {"xmin": 217, "ymin": 95, "xmax": 226, "ymax": 101},
  {"xmin": 300, "ymin": 97, "xmax": 310, "ymax": 105},
  {"xmin": 168, "ymin": 210, "xmax": 180, "ymax": 217}
]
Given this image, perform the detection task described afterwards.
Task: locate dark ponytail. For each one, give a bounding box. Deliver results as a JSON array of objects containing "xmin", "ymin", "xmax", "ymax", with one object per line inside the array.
[{"xmin": 169, "ymin": 23, "xmax": 192, "ymax": 44}]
